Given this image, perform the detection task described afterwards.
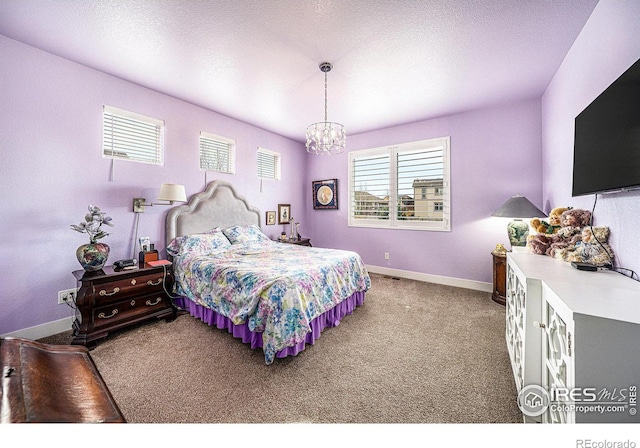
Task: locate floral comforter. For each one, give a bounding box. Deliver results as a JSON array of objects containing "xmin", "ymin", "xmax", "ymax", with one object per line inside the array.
[{"xmin": 172, "ymin": 241, "xmax": 370, "ymax": 364}]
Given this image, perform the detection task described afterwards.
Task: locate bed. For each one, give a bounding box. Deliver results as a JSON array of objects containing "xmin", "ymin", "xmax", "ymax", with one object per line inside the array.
[{"xmin": 165, "ymin": 181, "xmax": 370, "ymax": 364}]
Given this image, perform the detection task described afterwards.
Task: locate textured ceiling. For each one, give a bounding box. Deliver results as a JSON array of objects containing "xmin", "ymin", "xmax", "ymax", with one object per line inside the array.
[{"xmin": 0, "ymin": 0, "xmax": 599, "ymax": 142}]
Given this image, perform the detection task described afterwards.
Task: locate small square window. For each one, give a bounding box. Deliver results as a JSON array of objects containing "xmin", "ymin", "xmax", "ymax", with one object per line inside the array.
[
  {"xmin": 102, "ymin": 105, "xmax": 164, "ymax": 165},
  {"xmin": 257, "ymin": 147, "xmax": 281, "ymax": 180},
  {"xmin": 200, "ymin": 132, "xmax": 235, "ymax": 174}
]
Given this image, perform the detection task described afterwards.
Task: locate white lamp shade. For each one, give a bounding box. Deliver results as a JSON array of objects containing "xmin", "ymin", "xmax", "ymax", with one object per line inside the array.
[{"xmin": 157, "ymin": 183, "xmax": 187, "ymax": 203}]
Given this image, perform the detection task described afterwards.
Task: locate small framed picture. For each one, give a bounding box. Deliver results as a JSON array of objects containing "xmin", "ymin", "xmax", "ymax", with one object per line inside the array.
[
  {"xmin": 278, "ymin": 204, "xmax": 291, "ymax": 224},
  {"xmin": 312, "ymin": 179, "xmax": 338, "ymax": 209},
  {"xmin": 266, "ymin": 211, "xmax": 276, "ymax": 225},
  {"xmin": 138, "ymin": 236, "xmax": 151, "ymax": 252}
]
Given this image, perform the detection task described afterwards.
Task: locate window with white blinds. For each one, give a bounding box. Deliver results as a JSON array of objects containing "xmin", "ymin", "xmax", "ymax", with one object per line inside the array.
[
  {"xmin": 348, "ymin": 136, "xmax": 450, "ymax": 231},
  {"xmin": 257, "ymin": 147, "xmax": 281, "ymax": 180},
  {"xmin": 199, "ymin": 132, "xmax": 235, "ymax": 174},
  {"xmin": 102, "ymin": 105, "xmax": 164, "ymax": 165}
]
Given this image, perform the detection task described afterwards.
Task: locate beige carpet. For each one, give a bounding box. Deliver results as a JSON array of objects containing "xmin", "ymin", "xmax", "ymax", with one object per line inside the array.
[{"xmin": 40, "ymin": 273, "xmax": 522, "ymax": 424}]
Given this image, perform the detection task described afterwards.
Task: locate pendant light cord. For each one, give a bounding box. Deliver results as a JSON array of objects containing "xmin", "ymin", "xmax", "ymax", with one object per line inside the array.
[{"xmin": 324, "ymin": 70, "xmax": 328, "ymax": 123}]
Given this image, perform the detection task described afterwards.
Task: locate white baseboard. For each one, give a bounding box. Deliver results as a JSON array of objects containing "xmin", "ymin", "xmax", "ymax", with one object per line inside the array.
[
  {"xmin": 1, "ymin": 316, "xmax": 74, "ymax": 341},
  {"xmin": 366, "ymin": 264, "xmax": 492, "ymax": 293}
]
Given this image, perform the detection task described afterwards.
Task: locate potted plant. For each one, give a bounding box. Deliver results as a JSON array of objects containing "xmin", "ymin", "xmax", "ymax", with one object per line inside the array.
[{"xmin": 70, "ymin": 205, "xmax": 114, "ymax": 271}]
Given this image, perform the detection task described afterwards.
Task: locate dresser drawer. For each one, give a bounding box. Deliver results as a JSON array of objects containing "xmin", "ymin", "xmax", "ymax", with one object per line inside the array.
[
  {"xmin": 90, "ymin": 271, "xmax": 169, "ymax": 305},
  {"xmin": 72, "ymin": 265, "xmax": 176, "ymax": 347},
  {"xmin": 92, "ymin": 293, "xmax": 169, "ymax": 329}
]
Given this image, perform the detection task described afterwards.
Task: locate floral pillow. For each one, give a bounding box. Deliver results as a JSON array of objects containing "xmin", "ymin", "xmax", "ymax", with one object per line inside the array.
[
  {"xmin": 222, "ymin": 224, "xmax": 271, "ymax": 245},
  {"xmin": 166, "ymin": 230, "xmax": 231, "ymax": 256}
]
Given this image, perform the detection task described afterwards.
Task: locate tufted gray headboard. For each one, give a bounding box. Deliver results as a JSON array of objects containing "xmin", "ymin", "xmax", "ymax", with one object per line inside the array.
[{"xmin": 165, "ymin": 181, "xmax": 261, "ymax": 246}]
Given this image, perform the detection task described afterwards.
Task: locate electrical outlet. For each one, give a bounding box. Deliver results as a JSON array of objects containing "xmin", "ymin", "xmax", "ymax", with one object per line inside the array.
[
  {"xmin": 58, "ymin": 288, "xmax": 78, "ymax": 305},
  {"xmin": 384, "ymin": 252, "xmax": 389, "ymax": 260}
]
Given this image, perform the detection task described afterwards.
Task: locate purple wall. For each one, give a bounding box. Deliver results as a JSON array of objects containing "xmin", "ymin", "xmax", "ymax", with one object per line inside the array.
[
  {"xmin": 0, "ymin": 36, "xmax": 306, "ymax": 335},
  {"xmin": 542, "ymin": 0, "xmax": 640, "ymax": 278},
  {"xmin": 0, "ymin": 35, "xmax": 545, "ymax": 336},
  {"xmin": 4, "ymin": 0, "xmax": 636, "ymax": 337},
  {"xmin": 304, "ymin": 100, "xmax": 543, "ymax": 284}
]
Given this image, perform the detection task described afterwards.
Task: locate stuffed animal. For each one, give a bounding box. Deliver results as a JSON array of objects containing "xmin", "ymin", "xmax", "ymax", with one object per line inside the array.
[
  {"xmin": 559, "ymin": 208, "xmax": 592, "ymax": 229},
  {"xmin": 564, "ymin": 226, "xmax": 614, "ymax": 266},
  {"xmin": 552, "ymin": 228, "xmax": 585, "ymax": 261},
  {"xmin": 529, "ymin": 218, "xmax": 549, "ymax": 234},
  {"xmin": 527, "ymin": 206, "xmax": 569, "ymax": 253},
  {"xmin": 545, "ymin": 209, "xmax": 592, "ymax": 259},
  {"xmin": 528, "ymin": 208, "xmax": 593, "ymax": 258},
  {"xmin": 529, "ymin": 206, "xmax": 569, "ymax": 235},
  {"xmin": 527, "ymin": 233, "xmax": 552, "ymax": 255},
  {"xmin": 548, "ymin": 226, "xmax": 582, "ymax": 259}
]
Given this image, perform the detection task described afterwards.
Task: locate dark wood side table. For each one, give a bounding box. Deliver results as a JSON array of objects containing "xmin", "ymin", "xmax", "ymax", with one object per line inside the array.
[
  {"xmin": 71, "ymin": 264, "xmax": 176, "ymax": 347},
  {"xmin": 277, "ymin": 237, "xmax": 312, "ymax": 247},
  {"xmin": 491, "ymin": 249, "xmax": 507, "ymax": 305},
  {"xmin": 0, "ymin": 337, "xmax": 125, "ymax": 423}
]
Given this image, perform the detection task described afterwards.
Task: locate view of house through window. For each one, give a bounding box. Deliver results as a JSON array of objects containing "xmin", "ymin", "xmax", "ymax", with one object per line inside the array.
[{"xmin": 348, "ymin": 137, "xmax": 450, "ymax": 231}]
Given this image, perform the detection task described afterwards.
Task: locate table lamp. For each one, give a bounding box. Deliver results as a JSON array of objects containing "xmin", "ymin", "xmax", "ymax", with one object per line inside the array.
[{"xmin": 491, "ymin": 194, "xmax": 545, "ymax": 248}]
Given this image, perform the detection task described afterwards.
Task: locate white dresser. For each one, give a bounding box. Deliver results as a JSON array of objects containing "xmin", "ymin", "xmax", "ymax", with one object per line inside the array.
[{"xmin": 506, "ymin": 252, "xmax": 640, "ymax": 423}]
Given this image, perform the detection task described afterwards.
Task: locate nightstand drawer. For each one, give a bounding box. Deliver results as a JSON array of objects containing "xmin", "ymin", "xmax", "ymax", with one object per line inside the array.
[
  {"xmin": 91, "ymin": 272, "xmax": 168, "ymax": 304},
  {"xmin": 92, "ymin": 293, "xmax": 169, "ymax": 329}
]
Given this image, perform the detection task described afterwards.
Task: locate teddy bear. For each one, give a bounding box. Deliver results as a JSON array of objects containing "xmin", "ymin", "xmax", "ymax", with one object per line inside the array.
[
  {"xmin": 559, "ymin": 208, "xmax": 592, "ymax": 229},
  {"xmin": 546, "ymin": 209, "xmax": 592, "ymax": 259},
  {"xmin": 527, "ymin": 206, "xmax": 570, "ymax": 254},
  {"xmin": 562, "ymin": 226, "xmax": 614, "ymax": 266},
  {"xmin": 529, "ymin": 206, "xmax": 569, "ymax": 235},
  {"xmin": 527, "ymin": 208, "xmax": 592, "ymax": 257},
  {"xmin": 551, "ymin": 228, "xmax": 585, "ymax": 261},
  {"xmin": 527, "ymin": 233, "xmax": 552, "ymax": 255}
]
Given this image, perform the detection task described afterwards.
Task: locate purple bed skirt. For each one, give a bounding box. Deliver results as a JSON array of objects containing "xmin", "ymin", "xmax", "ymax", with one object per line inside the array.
[{"xmin": 173, "ymin": 291, "xmax": 365, "ymax": 360}]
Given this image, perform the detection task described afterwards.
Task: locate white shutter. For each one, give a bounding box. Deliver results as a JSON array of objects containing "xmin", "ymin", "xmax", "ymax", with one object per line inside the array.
[
  {"xmin": 348, "ymin": 137, "xmax": 450, "ymax": 231},
  {"xmin": 350, "ymin": 152, "xmax": 391, "ymax": 221},
  {"xmin": 103, "ymin": 105, "xmax": 164, "ymax": 165},
  {"xmin": 397, "ymin": 146, "xmax": 445, "ymax": 223},
  {"xmin": 200, "ymin": 132, "xmax": 236, "ymax": 174}
]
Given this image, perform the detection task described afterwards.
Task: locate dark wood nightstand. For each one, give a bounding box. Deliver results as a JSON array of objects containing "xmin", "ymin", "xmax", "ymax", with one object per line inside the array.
[
  {"xmin": 71, "ymin": 264, "xmax": 176, "ymax": 347},
  {"xmin": 491, "ymin": 249, "xmax": 507, "ymax": 305},
  {"xmin": 277, "ymin": 237, "xmax": 312, "ymax": 247}
]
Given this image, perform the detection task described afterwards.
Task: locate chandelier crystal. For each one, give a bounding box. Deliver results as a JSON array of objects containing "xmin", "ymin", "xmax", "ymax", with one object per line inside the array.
[{"xmin": 305, "ymin": 62, "xmax": 346, "ymax": 155}]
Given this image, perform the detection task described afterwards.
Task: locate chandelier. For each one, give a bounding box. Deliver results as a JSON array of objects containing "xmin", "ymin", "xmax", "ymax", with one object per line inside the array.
[{"xmin": 305, "ymin": 62, "xmax": 346, "ymax": 155}]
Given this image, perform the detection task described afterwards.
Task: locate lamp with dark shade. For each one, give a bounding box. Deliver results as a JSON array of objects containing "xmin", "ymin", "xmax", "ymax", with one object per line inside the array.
[{"xmin": 491, "ymin": 194, "xmax": 545, "ymax": 248}]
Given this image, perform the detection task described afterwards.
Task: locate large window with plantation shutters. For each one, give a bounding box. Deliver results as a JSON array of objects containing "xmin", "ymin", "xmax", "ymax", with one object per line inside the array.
[
  {"xmin": 348, "ymin": 136, "xmax": 450, "ymax": 231},
  {"xmin": 199, "ymin": 132, "xmax": 235, "ymax": 174},
  {"xmin": 102, "ymin": 105, "xmax": 164, "ymax": 165}
]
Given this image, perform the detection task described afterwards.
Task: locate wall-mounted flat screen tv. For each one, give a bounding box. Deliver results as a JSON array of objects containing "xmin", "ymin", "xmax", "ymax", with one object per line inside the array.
[{"xmin": 572, "ymin": 57, "xmax": 640, "ymax": 197}]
